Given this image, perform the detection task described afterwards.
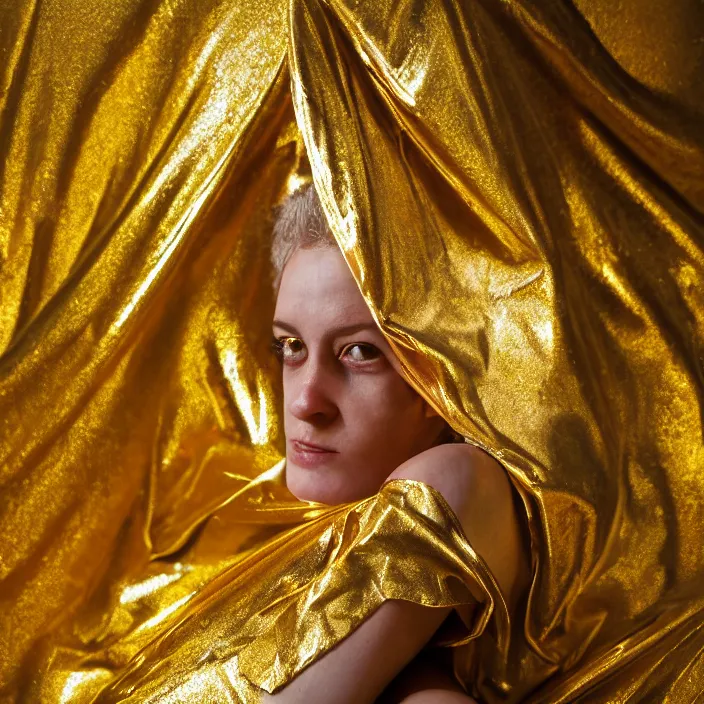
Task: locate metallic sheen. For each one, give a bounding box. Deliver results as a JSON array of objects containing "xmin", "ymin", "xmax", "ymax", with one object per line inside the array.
[{"xmin": 1, "ymin": 0, "xmax": 702, "ymax": 702}]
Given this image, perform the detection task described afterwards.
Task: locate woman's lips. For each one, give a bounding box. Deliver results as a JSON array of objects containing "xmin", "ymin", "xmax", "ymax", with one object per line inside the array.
[{"xmin": 289, "ymin": 439, "xmax": 338, "ymax": 468}]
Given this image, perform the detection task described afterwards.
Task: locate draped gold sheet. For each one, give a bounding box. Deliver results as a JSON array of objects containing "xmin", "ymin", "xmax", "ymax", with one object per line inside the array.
[{"xmin": 1, "ymin": 0, "xmax": 703, "ymax": 702}]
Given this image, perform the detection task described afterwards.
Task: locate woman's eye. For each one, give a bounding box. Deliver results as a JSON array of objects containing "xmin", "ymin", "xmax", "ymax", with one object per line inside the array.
[
  {"xmin": 342, "ymin": 343, "xmax": 380, "ymax": 363},
  {"xmin": 273, "ymin": 337, "xmax": 307, "ymax": 364}
]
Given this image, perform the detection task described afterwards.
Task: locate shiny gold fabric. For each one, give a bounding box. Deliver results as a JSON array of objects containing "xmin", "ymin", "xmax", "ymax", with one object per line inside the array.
[
  {"xmin": 1, "ymin": 0, "xmax": 703, "ymax": 702},
  {"xmin": 92, "ymin": 475, "xmax": 500, "ymax": 703}
]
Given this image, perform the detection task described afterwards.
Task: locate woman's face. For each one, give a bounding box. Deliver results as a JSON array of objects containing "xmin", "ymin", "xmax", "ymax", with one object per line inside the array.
[{"xmin": 273, "ymin": 246, "xmax": 444, "ymax": 504}]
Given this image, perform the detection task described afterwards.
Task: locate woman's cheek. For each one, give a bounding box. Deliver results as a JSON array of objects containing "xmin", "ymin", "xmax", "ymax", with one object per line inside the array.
[
  {"xmin": 344, "ymin": 370, "xmax": 419, "ymax": 437},
  {"xmin": 353, "ymin": 376, "xmax": 401, "ymax": 423}
]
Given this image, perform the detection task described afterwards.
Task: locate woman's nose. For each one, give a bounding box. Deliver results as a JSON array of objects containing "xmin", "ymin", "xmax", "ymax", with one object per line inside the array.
[{"xmin": 287, "ymin": 365, "xmax": 339, "ymax": 424}]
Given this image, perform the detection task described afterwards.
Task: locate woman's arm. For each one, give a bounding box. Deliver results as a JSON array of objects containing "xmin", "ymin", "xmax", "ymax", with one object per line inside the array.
[
  {"xmin": 263, "ymin": 444, "xmax": 527, "ymax": 704},
  {"xmin": 379, "ymin": 649, "xmax": 478, "ymax": 703},
  {"xmin": 263, "ymin": 599, "xmax": 453, "ymax": 704},
  {"xmin": 387, "ymin": 443, "xmax": 528, "ymax": 607}
]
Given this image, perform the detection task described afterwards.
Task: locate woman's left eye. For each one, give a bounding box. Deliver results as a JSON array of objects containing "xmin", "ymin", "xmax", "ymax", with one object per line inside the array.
[
  {"xmin": 341, "ymin": 343, "xmax": 381, "ymax": 363},
  {"xmin": 271, "ymin": 336, "xmax": 307, "ymax": 365}
]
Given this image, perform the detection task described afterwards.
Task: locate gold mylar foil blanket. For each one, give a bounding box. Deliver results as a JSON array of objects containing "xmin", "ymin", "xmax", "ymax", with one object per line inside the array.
[{"xmin": 1, "ymin": 0, "xmax": 703, "ymax": 702}]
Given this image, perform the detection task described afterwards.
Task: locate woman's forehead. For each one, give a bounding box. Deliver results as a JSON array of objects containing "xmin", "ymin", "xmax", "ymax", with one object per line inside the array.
[{"xmin": 274, "ymin": 247, "xmax": 374, "ymax": 331}]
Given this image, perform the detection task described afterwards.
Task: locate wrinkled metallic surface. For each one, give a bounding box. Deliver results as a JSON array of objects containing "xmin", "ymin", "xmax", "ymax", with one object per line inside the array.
[
  {"xmin": 93, "ymin": 475, "xmax": 499, "ymax": 702},
  {"xmin": 1, "ymin": 0, "xmax": 703, "ymax": 702}
]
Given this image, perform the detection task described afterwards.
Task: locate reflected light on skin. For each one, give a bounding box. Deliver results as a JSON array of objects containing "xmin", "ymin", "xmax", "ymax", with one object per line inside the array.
[{"xmin": 272, "ymin": 246, "xmax": 446, "ymax": 505}]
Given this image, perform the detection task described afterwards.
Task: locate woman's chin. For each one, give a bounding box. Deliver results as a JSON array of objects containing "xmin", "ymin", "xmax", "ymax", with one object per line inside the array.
[{"xmin": 285, "ymin": 461, "xmax": 376, "ymax": 505}]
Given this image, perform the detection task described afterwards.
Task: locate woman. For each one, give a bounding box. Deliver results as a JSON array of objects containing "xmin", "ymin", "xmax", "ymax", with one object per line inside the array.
[{"xmin": 265, "ymin": 183, "xmax": 528, "ymax": 703}]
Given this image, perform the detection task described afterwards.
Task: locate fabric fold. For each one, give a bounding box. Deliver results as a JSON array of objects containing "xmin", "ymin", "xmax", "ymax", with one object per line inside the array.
[{"xmin": 93, "ymin": 479, "xmax": 500, "ymax": 703}]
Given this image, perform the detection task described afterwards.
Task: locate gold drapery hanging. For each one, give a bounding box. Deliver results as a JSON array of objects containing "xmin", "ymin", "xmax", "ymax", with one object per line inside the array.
[{"xmin": 1, "ymin": 0, "xmax": 702, "ymax": 702}]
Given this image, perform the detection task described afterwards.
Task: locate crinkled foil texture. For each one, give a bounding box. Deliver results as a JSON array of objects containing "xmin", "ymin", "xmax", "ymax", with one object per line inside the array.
[{"xmin": 0, "ymin": 1, "xmax": 702, "ymax": 702}]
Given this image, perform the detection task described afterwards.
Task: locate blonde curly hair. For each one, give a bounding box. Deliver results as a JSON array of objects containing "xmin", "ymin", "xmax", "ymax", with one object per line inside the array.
[{"xmin": 271, "ymin": 183, "xmax": 336, "ymax": 290}]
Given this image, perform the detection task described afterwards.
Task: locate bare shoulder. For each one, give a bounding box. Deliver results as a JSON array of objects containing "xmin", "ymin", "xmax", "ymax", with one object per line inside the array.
[
  {"xmin": 386, "ymin": 443, "xmax": 527, "ymax": 602},
  {"xmin": 386, "ymin": 443, "xmax": 513, "ymax": 524}
]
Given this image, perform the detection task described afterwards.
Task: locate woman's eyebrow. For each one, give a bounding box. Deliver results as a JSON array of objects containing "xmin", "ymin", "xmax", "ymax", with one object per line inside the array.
[
  {"xmin": 329, "ymin": 322, "xmax": 379, "ymax": 338},
  {"xmin": 272, "ymin": 320, "xmax": 301, "ymax": 336},
  {"xmin": 271, "ymin": 320, "xmax": 379, "ymax": 338}
]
